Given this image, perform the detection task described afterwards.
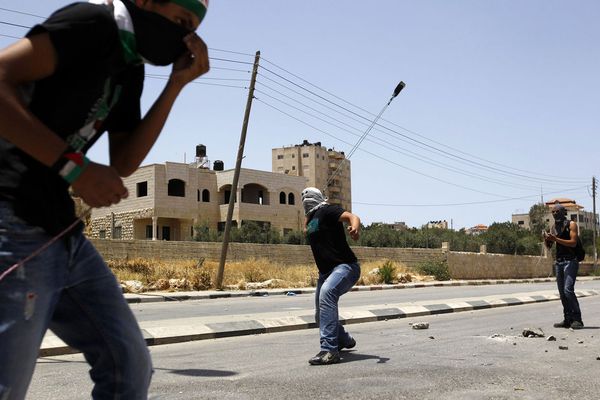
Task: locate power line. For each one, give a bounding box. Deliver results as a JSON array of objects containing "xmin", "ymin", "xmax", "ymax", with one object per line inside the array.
[
  {"xmin": 353, "ymin": 186, "xmax": 590, "ymax": 207},
  {"xmin": 0, "ymin": 7, "xmax": 44, "ymax": 19},
  {"xmin": 254, "ymin": 83, "xmax": 556, "ymax": 191},
  {"xmin": 144, "ymin": 74, "xmax": 248, "ymax": 90},
  {"xmin": 260, "ymin": 56, "xmax": 588, "ymax": 184},
  {"xmin": 255, "ymin": 96, "xmax": 520, "ymax": 199},
  {"xmin": 0, "ymin": 20, "xmax": 29, "ymax": 29}
]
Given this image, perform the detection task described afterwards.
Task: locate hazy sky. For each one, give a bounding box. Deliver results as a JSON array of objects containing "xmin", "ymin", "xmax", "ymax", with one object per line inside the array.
[{"xmin": 1, "ymin": 1, "xmax": 598, "ymax": 229}]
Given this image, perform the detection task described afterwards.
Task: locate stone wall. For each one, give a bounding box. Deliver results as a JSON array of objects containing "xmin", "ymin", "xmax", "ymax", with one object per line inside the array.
[
  {"xmin": 447, "ymin": 252, "xmax": 553, "ymax": 279},
  {"xmin": 90, "ymin": 239, "xmax": 567, "ymax": 279},
  {"xmin": 90, "ymin": 239, "xmax": 444, "ymax": 267}
]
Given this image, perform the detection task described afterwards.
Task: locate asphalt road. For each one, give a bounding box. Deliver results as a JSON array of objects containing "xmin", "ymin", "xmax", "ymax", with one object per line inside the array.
[
  {"xmin": 29, "ymin": 294, "xmax": 600, "ymax": 400},
  {"xmin": 129, "ymin": 280, "xmax": 600, "ymax": 322}
]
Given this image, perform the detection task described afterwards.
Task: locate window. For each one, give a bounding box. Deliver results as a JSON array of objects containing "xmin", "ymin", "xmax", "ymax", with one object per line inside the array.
[
  {"xmin": 288, "ymin": 193, "xmax": 295, "ymax": 205},
  {"xmin": 168, "ymin": 179, "xmax": 185, "ymax": 197},
  {"xmin": 224, "ymin": 190, "xmax": 231, "ymax": 204},
  {"xmin": 579, "ymin": 215, "xmax": 584, "ymax": 222},
  {"xmin": 302, "ymin": 153, "xmax": 309, "ymax": 158},
  {"xmin": 136, "ymin": 181, "xmax": 148, "ymax": 197},
  {"xmin": 292, "ymin": 154, "xmax": 295, "ymax": 158},
  {"xmin": 570, "ymin": 214, "xmax": 577, "ymax": 221},
  {"xmin": 99, "ymin": 230, "xmax": 106, "ymax": 239},
  {"xmin": 202, "ymin": 189, "xmax": 210, "ymax": 202},
  {"xmin": 517, "ymin": 221, "xmax": 524, "ymax": 225},
  {"xmin": 113, "ymin": 226, "xmax": 122, "ymax": 239},
  {"xmin": 277, "ymin": 154, "xmax": 284, "ymax": 159},
  {"xmin": 291, "ymin": 165, "xmax": 296, "ymax": 170},
  {"xmin": 280, "ymin": 192, "xmax": 286, "ymax": 204},
  {"xmin": 197, "ymin": 189, "xmax": 201, "ymax": 202},
  {"xmin": 145, "ymin": 225, "xmax": 153, "ymax": 239}
]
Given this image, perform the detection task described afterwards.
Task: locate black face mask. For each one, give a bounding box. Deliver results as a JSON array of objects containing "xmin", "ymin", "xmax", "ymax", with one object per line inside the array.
[{"xmin": 123, "ymin": 1, "xmax": 191, "ymax": 66}]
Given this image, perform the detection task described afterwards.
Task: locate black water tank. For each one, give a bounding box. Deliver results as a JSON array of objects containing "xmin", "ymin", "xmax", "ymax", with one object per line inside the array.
[
  {"xmin": 213, "ymin": 160, "xmax": 224, "ymax": 171},
  {"xmin": 196, "ymin": 144, "xmax": 206, "ymax": 157}
]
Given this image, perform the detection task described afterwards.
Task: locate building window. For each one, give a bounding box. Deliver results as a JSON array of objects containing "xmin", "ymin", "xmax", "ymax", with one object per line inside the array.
[
  {"xmin": 570, "ymin": 214, "xmax": 577, "ymax": 221},
  {"xmin": 302, "ymin": 153, "xmax": 309, "ymax": 158},
  {"xmin": 145, "ymin": 225, "xmax": 153, "ymax": 239},
  {"xmin": 277, "ymin": 154, "xmax": 284, "ymax": 159},
  {"xmin": 113, "ymin": 226, "xmax": 122, "ymax": 239},
  {"xmin": 99, "ymin": 230, "xmax": 106, "ymax": 239},
  {"xmin": 224, "ymin": 190, "xmax": 231, "ymax": 204},
  {"xmin": 288, "ymin": 193, "xmax": 295, "ymax": 205},
  {"xmin": 292, "ymin": 154, "xmax": 295, "ymax": 158},
  {"xmin": 136, "ymin": 181, "xmax": 148, "ymax": 197},
  {"xmin": 517, "ymin": 221, "xmax": 524, "ymax": 225},
  {"xmin": 197, "ymin": 189, "xmax": 200, "ymax": 202},
  {"xmin": 202, "ymin": 189, "xmax": 210, "ymax": 202},
  {"xmin": 168, "ymin": 179, "xmax": 185, "ymax": 197},
  {"xmin": 280, "ymin": 192, "xmax": 286, "ymax": 204},
  {"xmin": 579, "ymin": 215, "xmax": 584, "ymax": 222}
]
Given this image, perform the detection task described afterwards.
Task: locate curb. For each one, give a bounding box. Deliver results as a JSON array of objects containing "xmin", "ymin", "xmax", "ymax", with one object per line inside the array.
[
  {"xmin": 40, "ymin": 289, "xmax": 600, "ymax": 357},
  {"xmin": 123, "ymin": 277, "xmax": 600, "ymax": 304}
]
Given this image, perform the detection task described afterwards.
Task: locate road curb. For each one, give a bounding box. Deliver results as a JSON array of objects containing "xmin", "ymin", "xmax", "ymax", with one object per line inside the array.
[
  {"xmin": 123, "ymin": 277, "xmax": 588, "ymax": 304},
  {"xmin": 40, "ymin": 289, "xmax": 600, "ymax": 357}
]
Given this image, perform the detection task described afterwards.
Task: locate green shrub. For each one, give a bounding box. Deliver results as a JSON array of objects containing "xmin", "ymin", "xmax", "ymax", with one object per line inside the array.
[
  {"xmin": 416, "ymin": 259, "xmax": 451, "ymax": 281},
  {"xmin": 377, "ymin": 260, "xmax": 397, "ymax": 284}
]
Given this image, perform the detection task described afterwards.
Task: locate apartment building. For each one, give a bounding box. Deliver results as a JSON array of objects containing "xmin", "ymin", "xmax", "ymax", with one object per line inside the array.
[
  {"xmin": 272, "ymin": 140, "xmax": 352, "ymax": 211},
  {"xmin": 89, "ymin": 155, "xmax": 307, "ymax": 241}
]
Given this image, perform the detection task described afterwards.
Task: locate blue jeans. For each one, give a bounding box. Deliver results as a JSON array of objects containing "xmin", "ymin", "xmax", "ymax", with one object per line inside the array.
[
  {"xmin": 0, "ymin": 202, "xmax": 152, "ymax": 400},
  {"xmin": 555, "ymin": 259, "xmax": 582, "ymax": 323},
  {"xmin": 315, "ymin": 262, "xmax": 360, "ymax": 352}
]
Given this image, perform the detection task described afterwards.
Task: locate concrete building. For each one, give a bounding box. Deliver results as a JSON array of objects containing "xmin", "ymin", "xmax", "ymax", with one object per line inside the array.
[
  {"xmin": 425, "ymin": 220, "xmax": 449, "ymax": 230},
  {"xmin": 89, "ymin": 154, "xmax": 307, "ymax": 241},
  {"xmin": 511, "ymin": 198, "xmax": 599, "ymax": 233},
  {"xmin": 272, "ymin": 140, "xmax": 352, "ymax": 211}
]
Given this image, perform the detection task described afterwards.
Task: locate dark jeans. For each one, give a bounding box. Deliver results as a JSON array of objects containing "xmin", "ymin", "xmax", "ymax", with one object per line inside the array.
[{"xmin": 555, "ymin": 259, "xmax": 582, "ymax": 323}]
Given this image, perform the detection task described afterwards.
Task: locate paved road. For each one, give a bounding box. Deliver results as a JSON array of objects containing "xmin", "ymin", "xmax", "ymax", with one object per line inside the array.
[
  {"xmin": 129, "ymin": 280, "xmax": 600, "ymax": 322},
  {"xmin": 29, "ymin": 295, "xmax": 600, "ymax": 400}
]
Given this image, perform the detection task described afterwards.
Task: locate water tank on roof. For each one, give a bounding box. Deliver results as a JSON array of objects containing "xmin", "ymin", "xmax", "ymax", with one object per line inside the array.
[
  {"xmin": 213, "ymin": 160, "xmax": 224, "ymax": 171},
  {"xmin": 196, "ymin": 144, "xmax": 206, "ymax": 157}
]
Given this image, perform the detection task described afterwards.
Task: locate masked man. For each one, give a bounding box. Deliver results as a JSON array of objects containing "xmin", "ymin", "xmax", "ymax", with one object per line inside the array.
[
  {"xmin": 302, "ymin": 187, "xmax": 361, "ymax": 365},
  {"xmin": 544, "ymin": 203, "xmax": 584, "ymax": 330},
  {"xmin": 0, "ymin": 1, "xmax": 209, "ymax": 398}
]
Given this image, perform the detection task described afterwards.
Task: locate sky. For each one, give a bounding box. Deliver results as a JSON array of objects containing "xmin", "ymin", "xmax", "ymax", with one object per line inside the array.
[{"xmin": 1, "ymin": 1, "xmax": 599, "ymax": 230}]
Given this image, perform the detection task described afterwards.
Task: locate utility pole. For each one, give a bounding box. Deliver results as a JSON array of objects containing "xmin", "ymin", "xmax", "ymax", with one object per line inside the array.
[
  {"xmin": 593, "ymin": 176, "xmax": 597, "ymax": 265},
  {"xmin": 215, "ymin": 51, "xmax": 261, "ymax": 289}
]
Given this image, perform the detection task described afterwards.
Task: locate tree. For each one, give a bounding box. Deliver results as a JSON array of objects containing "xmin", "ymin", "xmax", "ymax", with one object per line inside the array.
[{"xmin": 529, "ymin": 202, "xmax": 549, "ymax": 235}]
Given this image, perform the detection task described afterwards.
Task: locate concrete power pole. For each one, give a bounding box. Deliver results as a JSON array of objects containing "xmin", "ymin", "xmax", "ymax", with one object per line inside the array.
[
  {"xmin": 593, "ymin": 176, "xmax": 598, "ymax": 265},
  {"xmin": 215, "ymin": 51, "xmax": 261, "ymax": 289}
]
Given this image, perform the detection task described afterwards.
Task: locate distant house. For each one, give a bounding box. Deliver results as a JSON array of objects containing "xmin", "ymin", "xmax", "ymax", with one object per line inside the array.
[
  {"xmin": 425, "ymin": 220, "xmax": 448, "ymax": 230},
  {"xmin": 512, "ymin": 198, "xmax": 599, "ymax": 233},
  {"xmin": 467, "ymin": 224, "xmax": 488, "ymax": 235}
]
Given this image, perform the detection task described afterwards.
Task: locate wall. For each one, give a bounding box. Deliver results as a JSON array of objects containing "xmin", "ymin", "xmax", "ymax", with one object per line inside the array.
[
  {"xmin": 90, "ymin": 239, "xmax": 444, "ymax": 267},
  {"xmin": 447, "ymin": 252, "xmax": 553, "ymax": 279}
]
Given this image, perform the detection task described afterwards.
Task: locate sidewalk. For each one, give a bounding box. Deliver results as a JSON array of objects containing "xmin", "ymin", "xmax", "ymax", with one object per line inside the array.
[{"xmin": 40, "ymin": 277, "xmax": 600, "ymax": 357}]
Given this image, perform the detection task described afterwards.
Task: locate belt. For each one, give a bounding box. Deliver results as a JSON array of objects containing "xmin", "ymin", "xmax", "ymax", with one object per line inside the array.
[{"xmin": 556, "ymin": 257, "xmax": 576, "ymax": 262}]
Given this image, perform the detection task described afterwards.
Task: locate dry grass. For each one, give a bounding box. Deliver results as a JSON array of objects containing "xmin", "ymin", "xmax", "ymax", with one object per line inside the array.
[{"xmin": 108, "ymin": 258, "xmax": 431, "ymax": 292}]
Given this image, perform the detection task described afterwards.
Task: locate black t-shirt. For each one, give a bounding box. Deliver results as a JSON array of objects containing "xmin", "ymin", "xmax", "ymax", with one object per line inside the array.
[
  {"xmin": 0, "ymin": 3, "xmax": 144, "ymax": 235},
  {"xmin": 306, "ymin": 204, "xmax": 358, "ymax": 274}
]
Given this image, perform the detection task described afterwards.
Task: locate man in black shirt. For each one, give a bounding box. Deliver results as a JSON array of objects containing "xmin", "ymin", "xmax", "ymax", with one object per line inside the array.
[
  {"xmin": 302, "ymin": 187, "xmax": 361, "ymax": 365},
  {"xmin": 0, "ymin": 1, "xmax": 209, "ymax": 398},
  {"xmin": 544, "ymin": 203, "xmax": 584, "ymax": 329}
]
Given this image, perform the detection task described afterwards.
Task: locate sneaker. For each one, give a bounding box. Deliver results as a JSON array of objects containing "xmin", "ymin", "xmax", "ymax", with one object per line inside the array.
[
  {"xmin": 570, "ymin": 321, "xmax": 584, "ymax": 330},
  {"xmin": 308, "ymin": 351, "xmax": 340, "ymax": 365},
  {"xmin": 338, "ymin": 337, "xmax": 356, "ymax": 351},
  {"xmin": 553, "ymin": 320, "xmax": 571, "ymax": 328}
]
